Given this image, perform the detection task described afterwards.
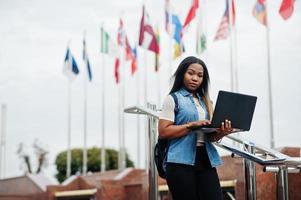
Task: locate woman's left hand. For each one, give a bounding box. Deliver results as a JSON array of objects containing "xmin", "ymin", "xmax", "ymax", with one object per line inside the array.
[
  {"xmin": 210, "ymin": 119, "xmax": 237, "ymax": 142},
  {"xmin": 217, "ymin": 119, "xmax": 233, "ymax": 135}
]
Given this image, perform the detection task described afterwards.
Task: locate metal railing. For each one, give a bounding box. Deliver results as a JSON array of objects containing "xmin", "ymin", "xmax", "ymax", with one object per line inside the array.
[{"xmin": 124, "ymin": 106, "xmax": 301, "ymax": 200}]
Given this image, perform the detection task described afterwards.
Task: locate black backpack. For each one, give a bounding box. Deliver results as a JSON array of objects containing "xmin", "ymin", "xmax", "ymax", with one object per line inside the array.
[{"xmin": 154, "ymin": 93, "xmax": 178, "ymax": 179}]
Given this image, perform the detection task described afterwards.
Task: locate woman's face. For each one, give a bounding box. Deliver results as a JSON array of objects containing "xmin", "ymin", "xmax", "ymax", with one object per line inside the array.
[{"xmin": 183, "ymin": 63, "xmax": 204, "ymax": 92}]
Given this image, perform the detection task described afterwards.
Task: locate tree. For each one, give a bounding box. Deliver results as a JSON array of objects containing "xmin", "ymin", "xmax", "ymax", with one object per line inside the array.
[{"xmin": 55, "ymin": 147, "xmax": 134, "ymax": 183}]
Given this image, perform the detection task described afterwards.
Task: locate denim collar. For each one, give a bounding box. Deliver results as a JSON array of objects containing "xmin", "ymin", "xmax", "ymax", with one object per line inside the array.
[{"xmin": 179, "ymin": 87, "xmax": 202, "ymax": 100}]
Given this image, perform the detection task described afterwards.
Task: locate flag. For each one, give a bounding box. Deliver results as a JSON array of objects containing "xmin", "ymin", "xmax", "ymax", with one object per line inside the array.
[
  {"xmin": 196, "ymin": 6, "xmax": 207, "ymax": 54},
  {"xmin": 279, "ymin": 0, "xmax": 295, "ymax": 20},
  {"xmin": 214, "ymin": 0, "xmax": 236, "ymax": 41},
  {"xmin": 114, "ymin": 58, "xmax": 120, "ymax": 84},
  {"xmin": 100, "ymin": 26, "xmax": 119, "ymax": 56},
  {"xmin": 164, "ymin": 1, "xmax": 185, "ymax": 58},
  {"xmin": 165, "ymin": 0, "xmax": 172, "ymax": 35},
  {"xmin": 118, "ymin": 19, "xmax": 137, "ymax": 74},
  {"xmin": 196, "ymin": 33, "xmax": 206, "ymax": 54},
  {"xmin": 171, "ymin": 14, "xmax": 185, "ymax": 58},
  {"xmin": 83, "ymin": 38, "xmax": 92, "ymax": 81},
  {"xmin": 253, "ymin": 0, "xmax": 267, "ymax": 26},
  {"xmin": 139, "ymin": 6, "xmax": 160, "ymax": 54},
  {"xmin": 174, "ymin": 42, "xmax": 185, "ymax": 59},
  {"xmin": 131, "ymin": 47, "xmax": 137, "ymax": 74},
  {"xmin": 183, "ymin": 0, "xmax": 199, "ymax": 29},
  {"xmin": 63, "ymin": 47, "xmax": 79, "ymax": 80}
]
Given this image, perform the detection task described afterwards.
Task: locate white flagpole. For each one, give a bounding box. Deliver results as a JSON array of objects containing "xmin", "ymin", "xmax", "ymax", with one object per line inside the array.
[
  {"xmin": 232, "ymin": 0, "xmax": 238, "ymax": 92},
  {"xmin": 168, "ymin": 1, "xmax": 173, "ymax": 80},
  {"xmin": 156, "ymin": 26, "xmax": 161, "ymax": 106},
  {"xmin": 83, "ymin": 69, "xmax": 88, "ymax": 175},
  {"xmin": 144, "ymin": 49, "xmax": 148, "ymax": 169},
  {"xmin": 228, "ymin": 0, "xmax": 240, "ymax": 146},
  {"xmin": 100, "ymin": 24, "xmax": 106, "ymax": 172},
  {"xmin": 228, "ymin": 0, "xmax": 234, "ymax": 92},
  {"xmin": 66, "ymin": 80, "xmax": 72, "ymax": 178},
  {"xmin": 121, "ymin": 50, "xmax": 126, "ymax": 170},
  {"xmin": 83, "ymin": 33, "xmax": 88, "ymax": 175},
  {"xmin": 265, "ymin": 1, "xmax": 275, "ymax": 148},
  {"xmin": 118, "ymin": 20, "xmax": 126, "ymax": 170},
  {"xmin": 118, "ymin": 71, "xmax": 122, "ymax": 170},
  {"xmin": 101, "ymin": 32, "xmax": 106, "ymax": 172},
  {"xmin": 136, "ymin": 55, "xmax": 141, "ymax": 168},
  {"xmin": 0, "ymin": 104, "xmax": 7, "ymax": 178},
  {"xmin": 118, "ymin": 57, "xmax": 126, "ymax": 170}
]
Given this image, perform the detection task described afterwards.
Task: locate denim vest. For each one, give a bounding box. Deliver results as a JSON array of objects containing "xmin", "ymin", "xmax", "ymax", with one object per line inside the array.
[{"xmin": 166, "ymin": 88, "xmax": 223, "ymax": 167}]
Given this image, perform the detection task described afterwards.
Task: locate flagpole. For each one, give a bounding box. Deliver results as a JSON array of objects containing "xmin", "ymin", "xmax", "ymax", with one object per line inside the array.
[
  {"xmin": 136, "ymin": 58, "xmax": 141, "ymax": 168},
  {"xmin": 203, "ymin": 0, "xmax": 208, "ymax": 58},
  {"xmin": 265, "ymin": 1, "xmax": 275, "ymax": 148},
  {"xmin": 82, "ymin": 32, "xmax": 88, "ymax": 175},
  {"xmin": 118, "ymin": 57, "xmax": 126, "ymax": 170},
  {"xmin": 100, "ymin": 23, "xmax": 107, "ymax": 172},
  {"xmin": 156, "ymin": 26, "xmax": 161, "ymax": 106},
  {"xmin": 144, "ymin": 49, "xmax": 148, "ymax": 169},
  {"xmin": 121, "ymin": 49, "xmax": 126, "ymax": 170},
  {"xmin": 66, "ymin": 80, "xmax": 72, "ymax": 178},
  {"xmin": 168, "ymin": 2, "xmax": 173, "ymax": 80},
  {"xmin": 232, "ymin": 0, "xmax": 238, "ymax": 92},
  {"xmin": 83, "ymin": 66, "xmax": 88, "ymax": 175},
  {"xmin": 117, "ymin": 20, "xmax": 126, "ymax": 170},
  {"xmin": 101, "ymin": 26, "xmax": 106, "ymax": 172},
  {"xmin": 228, "ymin": 0, "xmax": 234, "ymax": 92},
  {"xmin": 0, "ymin": 104, "xmax": 7, "ymax": 178}
]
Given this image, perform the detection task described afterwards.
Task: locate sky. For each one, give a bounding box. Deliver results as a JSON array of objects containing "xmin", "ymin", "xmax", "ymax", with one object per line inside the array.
[{"xmin": 0, "ymin": 0, "xmax": 300, "ymax": 180}]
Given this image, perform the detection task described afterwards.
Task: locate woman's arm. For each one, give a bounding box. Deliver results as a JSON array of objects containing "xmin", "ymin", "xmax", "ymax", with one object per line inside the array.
[{"xmin": 158, "ymin": 119, "xmax": 210, "ymax": 139}]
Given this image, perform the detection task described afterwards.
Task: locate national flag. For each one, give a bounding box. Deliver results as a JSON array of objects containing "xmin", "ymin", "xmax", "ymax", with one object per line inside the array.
[
  {"xmin": 171, "ymin": 14, "xmax": 185, "ymax": 58},
  {"xmin": 196, "ymin": 33, "xmax": 206, "ymax": 54},
  {"xmin": 214, "ymin": 0, "xmax": 236, "ymax": 41},
  {"xmin": 118, "ymin": 19, "xmax": 137, "ymax": 75},
  {"xmin": 174, "ymin": 42, "xmax": 185, "ymax": 59},
  {"xmin": 164, "ymin": 2, "xmax": 185, "ymax": 58},
  {"xmin": 114, "ymin": 58, "xmax": 120, "ymax": 84},
  {"xmin": 196, "ymin": 6, "xmax": 207, "ymax": 54},
  {"xmin": 253, "ymin": 0, "xmax": 267, "ymax": 26},
  {"xmin": 83, "ymin": 38, "xmax": 92, "ymax": 81},
  {"xmin": 279, "ymin": 0, "xmax": 295, "ymax": 20},
  {"xmin": 165, "ymin": 0, "xmax": 172, "ymax": 35},
  {"xmin": 100, "ymin": 26, "xmax": 119, "ymax": 56},
  {"xmin": 183, "ymin": 0, "xmax": 199, "ymax": 29},
  {"xmin": 63, "ymin": 47, "xmax": 79, "ymax": 80},
  {"xmin": 139, "ymin": 6, "xmax": 160, "ymax": 54},
  {"xmin": 131, "ymin": 47, "xmax": 137, "ymax": 74}
]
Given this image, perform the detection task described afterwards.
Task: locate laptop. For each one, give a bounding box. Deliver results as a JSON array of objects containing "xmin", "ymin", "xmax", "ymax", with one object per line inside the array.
[{"xmin": 200, "ymin": 90, "xmax": 257, "ymax": 133}]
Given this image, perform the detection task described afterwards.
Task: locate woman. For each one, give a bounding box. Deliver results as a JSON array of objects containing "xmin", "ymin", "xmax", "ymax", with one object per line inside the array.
[{"xmin": 158, "ymin": 56, "xmax": 234, "ymax": 200}]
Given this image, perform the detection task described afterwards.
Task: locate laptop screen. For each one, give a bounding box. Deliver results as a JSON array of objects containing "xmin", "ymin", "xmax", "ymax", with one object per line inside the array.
[{"xmin": 210, "ymin": 90, "xmax": 257, "ymax": 131}]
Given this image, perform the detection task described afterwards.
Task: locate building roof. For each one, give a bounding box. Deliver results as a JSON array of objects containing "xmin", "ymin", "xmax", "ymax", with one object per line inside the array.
[{"xmin": 0, "ymin": 173, "xmax": 57, "ymax": 195}]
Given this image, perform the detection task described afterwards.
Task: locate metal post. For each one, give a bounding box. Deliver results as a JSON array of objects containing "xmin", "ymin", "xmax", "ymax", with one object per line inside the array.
[
  {"xmin": 147, "ymin": 103, "xmax": 158, "ymax": 200},
  {"xmin": 276, "ymin": 166, "xmax": 289, "ymax": 200},
  {"xmin": 0, "ymin": 104, "xmax": 7, "ymax": 178},
  {"xmin": 244, "ymin": 144, "xmax": 256, "ymax": 200},
  {"xmin": 124, "ymin": 105, "xmax": 160, "ymax": 200}
]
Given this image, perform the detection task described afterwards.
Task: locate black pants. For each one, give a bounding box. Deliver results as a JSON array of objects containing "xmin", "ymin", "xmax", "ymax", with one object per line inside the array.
[{"xmin": 166, "ymin": 146, "xmax": 223, "ymax": 200}]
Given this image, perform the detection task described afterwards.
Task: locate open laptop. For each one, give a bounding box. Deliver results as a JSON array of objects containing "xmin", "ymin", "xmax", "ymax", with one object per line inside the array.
[{"xmin": 200, "ymin": 90, "xmax": 257, "ymax": 133}]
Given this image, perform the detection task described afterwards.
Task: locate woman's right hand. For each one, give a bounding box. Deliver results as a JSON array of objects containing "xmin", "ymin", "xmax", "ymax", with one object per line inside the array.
[{"xmin": 186, "ymin": 120, "xmax": 211, "ymax": 130}]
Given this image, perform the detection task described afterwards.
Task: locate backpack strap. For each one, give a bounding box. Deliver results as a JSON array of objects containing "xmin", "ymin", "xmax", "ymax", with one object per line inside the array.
[{"xmin": 170, "ymin": 93, "xmax": 179, "ymax": 116}]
